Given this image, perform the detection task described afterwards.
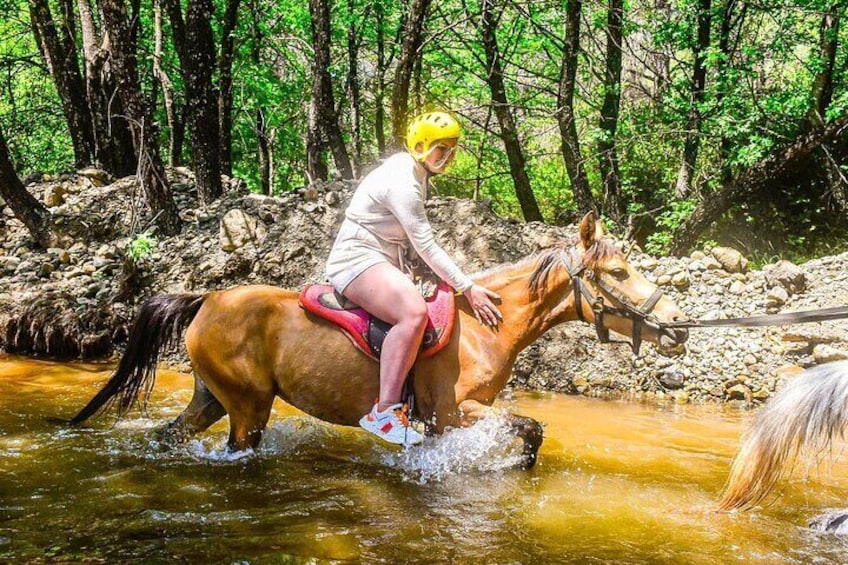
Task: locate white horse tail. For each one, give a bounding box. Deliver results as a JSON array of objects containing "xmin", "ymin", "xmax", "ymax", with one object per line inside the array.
[{"xmin": 718, "ymin": 360, "xmax": 848, "ymax": 511}]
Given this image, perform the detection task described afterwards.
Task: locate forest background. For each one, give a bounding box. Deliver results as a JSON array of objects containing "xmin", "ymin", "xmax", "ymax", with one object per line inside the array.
[{"xmin": 0, "ymin": 0, "xmax": 845, "ymax": 261}]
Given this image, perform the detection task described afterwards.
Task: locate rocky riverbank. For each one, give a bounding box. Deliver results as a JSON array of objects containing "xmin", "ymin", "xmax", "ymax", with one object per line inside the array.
[{"xmin": 2, "ymin": 168, "xmax": 847, "ymax": 406}]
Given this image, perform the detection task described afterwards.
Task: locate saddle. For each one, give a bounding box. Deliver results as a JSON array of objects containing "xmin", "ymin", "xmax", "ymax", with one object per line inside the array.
[{"xmin": 298, "ymin": 281, "xmax": 456, "ymax": 361}]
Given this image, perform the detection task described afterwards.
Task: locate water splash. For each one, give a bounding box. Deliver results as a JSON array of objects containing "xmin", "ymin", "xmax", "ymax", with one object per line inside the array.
[
  {"xmin": 381, "ymin": 416, "xmax": 525, "ymax": 483},
  {"xmin": 87, "ymin": 413, "xmax": 525, "ymax": 480},
  {"xmin": 810, "ymin": 509, "xmax": 848, "ymax": 534}
]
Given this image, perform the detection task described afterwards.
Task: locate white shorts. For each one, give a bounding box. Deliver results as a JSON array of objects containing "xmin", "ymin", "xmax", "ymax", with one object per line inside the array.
[{"xmin": 326, "ymin": 220, "xmax": 404, "ymax": 293}]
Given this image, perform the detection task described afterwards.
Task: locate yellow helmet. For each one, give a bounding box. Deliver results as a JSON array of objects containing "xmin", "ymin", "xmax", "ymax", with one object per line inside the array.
[{"xmin": 405, "ymin": 112, "xmax": 462, "ymax": 160}]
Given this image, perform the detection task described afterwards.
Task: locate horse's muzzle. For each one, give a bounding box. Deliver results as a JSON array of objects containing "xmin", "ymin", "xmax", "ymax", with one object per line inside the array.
[{"xmin": 659, "ymin": 326, "xmax": 688, "ymax": 349}]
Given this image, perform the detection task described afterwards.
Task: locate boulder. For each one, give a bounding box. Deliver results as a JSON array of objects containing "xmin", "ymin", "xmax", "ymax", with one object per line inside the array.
[
  {"xmin": 44, "ymin": 184, "xmax": 67, "ymax": 207},
  {"xmin": 765, "ymin": 286, "xmax": 789, "ymax": 307},
  {"xmin": 77, "ymin": 167, "xmax": 111, "ymax": 187},
  {"xmin": 219, "ymin": 209, "xmax": 267, "ymax": 252},
  {"xmin": 763, "ymin": 260, "xmax": 807, "ymax": 294},
  {"xmin": 813, "ymin": 344, "xmax": 848, "ymax": 364},
  {"xmin": 711, "ymin": 246, "xmax": 748, "ymax": 273}
]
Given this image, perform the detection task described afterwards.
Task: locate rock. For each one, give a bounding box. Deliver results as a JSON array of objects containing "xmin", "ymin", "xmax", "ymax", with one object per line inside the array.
[
  {"xmin": 763, "ymin": 260, "xmax": 807, "ymax": 294},
  {"xmin": 303, "ymin": 185, "xmax": 319, "ymax": 201},
  {"xmin": 37, "ymin": 263, "xmax": 54, "ymax": 277},
  {"xmin": 572, "ymin": 376, "xmax": 589, "ymax": 392},
  {"xmin": 77, "ymin": 167, "xmax": 111, "ymax": 187},
  {"xmin": 47, "ymin": 247, "xmax": 71, "ymax": 264},
  {"xmin": 773, "ymin": 364, "xmax": 805, "ymax": 381},
  {"xmin": 673, "ymin": 390, "xmax": 689, "ymax": 404},
  {"xmin": 703, "ymin": 257, "xmax": 723, "ymax": 270},
  {"xmin": 660, "ymin": 371, "xmax": 685, "ymax": 390},
  {"xmin": 726, "ymin": 383, "xmax": 753, "ymax": 403},
  {"xmin": 657, "ymin": 274, "xmax": 672, "ymax": 286},
  {"xmin": 729, "ymin": 281, "xmax": 746, "ymax": 294},
  {"xmin": 671, "ymin": 271, "xmax": 690, "ymax": 287},
  {"xmin": 324, "ymin": 191, "xmax": 341, "ymax": 206},
  {"xmin": 765, "ymin": 286, "xmax": 789, "ymax": 307},
  {"xmin": 753, "ymin": 388, "xmax": 770, "ymax": 400},
  {"xmin": 690, "ymin": 250, "xmax": 707, "ymax": 261},
  {"xmin": 711, "ymin": 246, "xmax": 748, "ymax": 273},
  {"xmin": 782, "ymin": 328, "xmax": 841, "ymax": 344},
  {"xmin": 813, "ymin": 344, "xmax": 848, "ymax": 364},
  {"xmin": 640, "ymin": 257, "xmax": 658, "ymax": 270},
  {"xmin": 219, "ymin": 209, "xmax": 267, "ymax": 252},
  {"xmin": 44, "ymin": 184, "xmax": 67, "ymax": 207}
]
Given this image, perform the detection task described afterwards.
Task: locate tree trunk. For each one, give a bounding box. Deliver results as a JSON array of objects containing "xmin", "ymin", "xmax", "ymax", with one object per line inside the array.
[
  {"xmin": 308, "ymin": 0, "xmax": 354, "ymax": 179},
  {"xmin": 218, "ymin": 0, "xmax": 241, "ymax": 177},
  {"xmin": 165, "ymin": 0, "xmax": 223, "ymax": 203},
  {"xmin": 99, "ymin": 0, "xmax": 181, "ymax": 235},
  {"xmin": 808, "ymin": 2, "xmax": 841, "ymax": 128},
  {"xmin": 173, "ymin": 104, "xmax": 187, "ymax": 167},
  {"xmin": 251, "ymin": 2, "xmax": 271, "ymax": 193},
  {"xmin": 306, "ymin": 95, "xmax": 329, "ymax": 182},
  {"xmin": 152, "ymin": 0, "xmax": 181, "ymax": 167},
  {"xmin": 390, "ymin": 0, "xmax": 431, "ymax": 149},
  {"xmin": 598, "ymin": 0, "xmax": 624, "ymax": 220},
  {"xmin": 375, "ymin": 0, "xmax": 387, "ymax": 155},
  {"xmin": 670, "ymin": 114, "xmax": 848, "ymax": 254},
  {"xmin": 346, "ymin": 0, "xmax": 369, "ymax": 175},
  {"xmin": 715, "ymin": 0, "xmax": 742, "ymax": 183},
  {"xmin": 674, "ymin": 0, "xmax": 711, "ymax": 198},
  {"xmin": 29, "ymin": 0, "xmax": 95, "ymax": 168},
  {"xmin": 479, "ymin": 0, "xmax": 543, "ymax": 222},
  {"xmin": 0, "ymin": 129, "xmax": 57, "ymax": 248},
  {"xmin": 557, "ymin": 0, "xmax": 597, "ymax": 215},
  {"xmin": 58, "ymin": 0, "xmax": 77, "ymax": 56},
  {"xmin": 77, "ymin": 0, "xmax": 136, "ymax": 175},
  {"xmin": 808, "ymin": 2, "xmax": 845, "ymax": 209}
]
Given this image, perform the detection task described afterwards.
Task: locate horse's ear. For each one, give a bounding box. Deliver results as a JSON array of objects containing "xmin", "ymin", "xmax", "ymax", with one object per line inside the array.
[{"xmin": 579, "ymin": 210, "xmax": 603, "ymax": 248}]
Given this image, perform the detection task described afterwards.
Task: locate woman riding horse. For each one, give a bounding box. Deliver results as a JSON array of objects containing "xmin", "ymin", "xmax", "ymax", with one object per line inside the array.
[
  {"xmin": 326, "ymin": 111, "xmax": 502, "ymax": 445},
  {"xmin": 67, "ymin": 209, "xmax": 689, "ymax": 468}
]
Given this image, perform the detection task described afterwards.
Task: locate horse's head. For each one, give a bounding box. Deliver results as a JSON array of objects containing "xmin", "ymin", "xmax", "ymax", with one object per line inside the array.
[{"xmin": 568, "ymin": 211, "xmax": 689, "ymax": 354}]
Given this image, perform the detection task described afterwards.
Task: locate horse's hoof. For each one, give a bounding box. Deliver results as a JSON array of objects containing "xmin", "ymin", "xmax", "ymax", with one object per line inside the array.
[{"xmin": 511, "ymin": 416, "xmax": 543, "ymax": 470}]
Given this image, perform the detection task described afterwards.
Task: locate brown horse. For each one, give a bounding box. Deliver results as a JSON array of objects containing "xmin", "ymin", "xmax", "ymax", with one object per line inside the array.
[{"xmin": 69, "ymin": 212, "xmax": 688, "ymax": 467}]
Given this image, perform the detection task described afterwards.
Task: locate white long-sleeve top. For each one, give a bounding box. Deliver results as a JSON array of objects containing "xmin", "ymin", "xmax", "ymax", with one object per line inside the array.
[{"xmin": 326, "ymin": 152, "xmax": 474, "ymax": 293}]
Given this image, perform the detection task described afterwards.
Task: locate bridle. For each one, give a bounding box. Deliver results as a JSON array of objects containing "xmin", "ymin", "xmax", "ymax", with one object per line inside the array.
[{"xmin": 562, "ymin": 247, "xmax": 665, "ymax": 355}]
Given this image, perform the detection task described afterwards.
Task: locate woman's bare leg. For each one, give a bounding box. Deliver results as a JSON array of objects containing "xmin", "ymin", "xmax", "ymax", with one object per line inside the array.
[{"xmin": 342, "ymin": 262, "xmax": 427, "ymax": 406}]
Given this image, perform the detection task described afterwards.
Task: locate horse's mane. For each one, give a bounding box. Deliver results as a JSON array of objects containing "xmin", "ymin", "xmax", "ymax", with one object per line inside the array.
[
  {"xmin": 528, "ymin": 238, "xmax": 618, "ymax": 294},
  {"xmin": 469, "ymin": 237, "xmax": 619, "ymax": 295}
]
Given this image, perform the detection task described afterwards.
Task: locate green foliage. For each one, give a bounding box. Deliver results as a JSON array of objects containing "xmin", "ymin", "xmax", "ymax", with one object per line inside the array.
[
  {"xmin": 645, "ymin": 200, "xmax": 697, "ymax": 255},
  {"xmin": 0, "ymin": 0, "xmax": 845, "ymax": 256},
  {"xmin": 126, "ymin": 233, "xmax": 158, "ymax": 262}
]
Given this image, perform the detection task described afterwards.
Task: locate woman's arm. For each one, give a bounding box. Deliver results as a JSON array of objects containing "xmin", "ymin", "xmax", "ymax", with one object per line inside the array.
[{"xmin": 382, "ymin": 184, "xmax": 473, "ymax": 293}]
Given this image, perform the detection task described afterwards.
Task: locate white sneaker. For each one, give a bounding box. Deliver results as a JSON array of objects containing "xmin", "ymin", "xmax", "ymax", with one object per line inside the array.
[{"xmin": 359, "ymin": 403, "xmax": 424, "ymax": 446}]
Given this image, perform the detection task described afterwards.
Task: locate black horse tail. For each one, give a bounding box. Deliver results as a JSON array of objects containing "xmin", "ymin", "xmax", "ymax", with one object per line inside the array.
[{"xmin": 69, "ymin": 293, "xmax": 207, "ymax": 425}]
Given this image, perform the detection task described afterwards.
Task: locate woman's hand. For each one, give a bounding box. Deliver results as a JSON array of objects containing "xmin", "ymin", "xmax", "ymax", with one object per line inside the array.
[{"xmin": 464, "ymin": 284, "xmax": 503, "ymax": 327}]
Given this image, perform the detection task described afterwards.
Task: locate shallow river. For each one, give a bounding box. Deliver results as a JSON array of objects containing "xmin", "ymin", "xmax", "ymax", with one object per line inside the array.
[{"xmin": 3, "ymin": 355, "xmax": 848, "ymax": 563}]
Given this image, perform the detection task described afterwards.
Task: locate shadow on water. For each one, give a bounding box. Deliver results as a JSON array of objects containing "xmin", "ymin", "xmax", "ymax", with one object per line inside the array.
[{"xmin": 5, "ymin": 355, "xmax": 848, "ymax": 563}]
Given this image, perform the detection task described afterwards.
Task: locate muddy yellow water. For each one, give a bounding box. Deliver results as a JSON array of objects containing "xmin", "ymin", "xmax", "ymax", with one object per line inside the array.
[{"xmin": 3, "ymin": 355, "xmax": 848, "ymax": 563}]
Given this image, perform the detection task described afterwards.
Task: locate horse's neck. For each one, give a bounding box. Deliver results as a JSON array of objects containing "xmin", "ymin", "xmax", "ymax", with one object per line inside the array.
[{"xmin": 473, "ymin": 261, "xmax": 576, "ymax": 354}]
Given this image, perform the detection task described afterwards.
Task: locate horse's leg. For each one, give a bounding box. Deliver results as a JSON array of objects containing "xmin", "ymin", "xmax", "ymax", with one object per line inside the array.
[
  {"xmin": 156, "ymin": 373, "xmax": 227, "ymax": 443},
  {"xmin": 458, "ymin": 399, "xmax": 544, "ymax": 469},
  {"xmin": 226, "ymin": 391, "xmax": 275, "ymax": 452}
]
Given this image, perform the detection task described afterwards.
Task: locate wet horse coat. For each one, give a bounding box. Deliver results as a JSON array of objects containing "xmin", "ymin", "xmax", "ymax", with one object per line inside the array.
[{"xmin": 69, "ymin": 212, "xmax": 688, "ymax": 466}]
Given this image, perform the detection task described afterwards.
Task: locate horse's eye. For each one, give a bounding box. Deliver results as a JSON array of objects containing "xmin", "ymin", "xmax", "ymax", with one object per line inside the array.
[{"xmin": 609, "ymin": 268, "xmax": 628, "ymax": 280}]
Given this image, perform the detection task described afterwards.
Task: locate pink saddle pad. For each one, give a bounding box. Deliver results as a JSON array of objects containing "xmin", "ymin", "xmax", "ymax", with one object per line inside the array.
[{"xmin": 298, "ymin": 281, "xmax": 456, "ymax": 361}]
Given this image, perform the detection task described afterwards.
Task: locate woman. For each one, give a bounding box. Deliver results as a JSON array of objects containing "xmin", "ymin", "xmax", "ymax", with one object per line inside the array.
[{"xmin": 325, "ymin": 111, "xmax": 502, "ymax": 446}]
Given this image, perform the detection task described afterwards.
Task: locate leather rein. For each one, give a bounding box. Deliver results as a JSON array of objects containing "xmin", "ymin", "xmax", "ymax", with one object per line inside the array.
[
  {"xmin": 562, "ymin": 248, "xmax": 664, "ymax": 355},
  {"xmin": 562, "ymin": 246, "xmax": 848, "ymax": 353}
]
